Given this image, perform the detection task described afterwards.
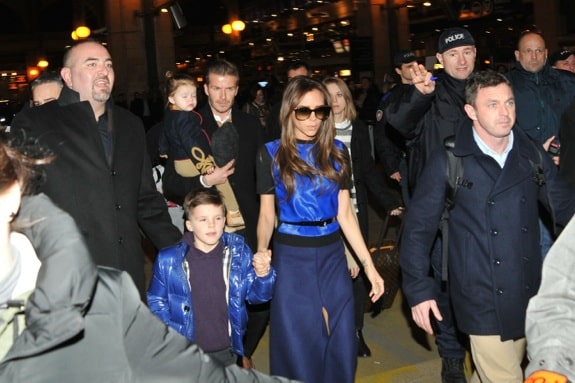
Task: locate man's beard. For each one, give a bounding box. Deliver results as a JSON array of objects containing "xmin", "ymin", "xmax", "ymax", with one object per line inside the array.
[{"xmin": 93, "ymin": 89, "xmax": 111, "ymax": 102}]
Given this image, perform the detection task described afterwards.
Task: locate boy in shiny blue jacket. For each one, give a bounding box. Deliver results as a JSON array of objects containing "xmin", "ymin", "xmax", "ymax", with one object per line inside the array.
[{"xmin": 147, "ymin": 188, "xmax": 276, "ymax": 367}]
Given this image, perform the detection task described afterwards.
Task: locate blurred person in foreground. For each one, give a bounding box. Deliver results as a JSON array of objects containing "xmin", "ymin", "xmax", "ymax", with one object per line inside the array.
[
  {"xmin": 0, "ymin": 133, "xmax": 300, "ymax": 383},
  {"xmin": 524, "ymin": 215, "xmax": 575, "ymax": 383}
]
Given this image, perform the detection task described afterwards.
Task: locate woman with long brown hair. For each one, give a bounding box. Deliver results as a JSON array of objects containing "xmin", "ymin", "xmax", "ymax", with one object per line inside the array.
[{"xmin": 255, "ymin": 76, "xmax": 385, "ymax": 383}]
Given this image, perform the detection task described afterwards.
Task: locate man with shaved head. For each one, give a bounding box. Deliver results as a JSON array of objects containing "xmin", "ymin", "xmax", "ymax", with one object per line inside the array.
[
  {"xmin": 506, "ymin": 31, "xmax": 575, "ymax": 258},
  {"xmin": 11, "ymin": 39, "xmax": 181, "ymax": 297},
  {"xmin": 506, "ymin": 31, "xmax": 575, "ymax": 145}
]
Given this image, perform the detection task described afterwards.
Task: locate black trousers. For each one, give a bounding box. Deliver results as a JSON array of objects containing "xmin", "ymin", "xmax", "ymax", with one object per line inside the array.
[
  {"xmin": 243, "ymin": 302, "xmax": 270, "ymax": 357},
  {"xmin": 353, "ymin": 273, "xmax": 368, "ymax": 330},
  {"xmin": 430, "ymin": 236, "xmax": 468, "ymax": 359}
]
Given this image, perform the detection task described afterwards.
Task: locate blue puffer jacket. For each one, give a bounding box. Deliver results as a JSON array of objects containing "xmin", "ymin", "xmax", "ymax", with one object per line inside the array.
[{"xmin": 147, "ymin": 232, "xmax": 276, "ymax": 356}]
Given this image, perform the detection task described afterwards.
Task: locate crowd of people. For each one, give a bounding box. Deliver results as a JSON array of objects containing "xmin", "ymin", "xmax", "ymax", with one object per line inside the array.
[
  {"xmin": 380, "ymin": 28, "xmax": 575, "ymax": 383},
  {"xmin": 1, "ymin": 26, "xmax": 575, "ymax": 383}
]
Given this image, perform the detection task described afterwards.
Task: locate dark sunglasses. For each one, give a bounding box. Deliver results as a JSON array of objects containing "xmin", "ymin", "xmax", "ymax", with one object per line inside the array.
[{"xmin": 293, "ymin": 106, "xmax": 331, "ymax": 121}]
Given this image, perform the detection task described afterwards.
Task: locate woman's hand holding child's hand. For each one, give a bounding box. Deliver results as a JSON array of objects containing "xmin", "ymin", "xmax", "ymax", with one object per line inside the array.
[{"xmin": 253, "ymin": 249, "xmax": 272, "ymax": 277}]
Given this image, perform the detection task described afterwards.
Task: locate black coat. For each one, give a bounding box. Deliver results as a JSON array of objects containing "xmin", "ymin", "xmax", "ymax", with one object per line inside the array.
[
  {"xmin": 373, "ymin": 84, "xmax": 409, "ymax": 177},
  {"xmin": 198, "ymin": 104, "xmax": 264, "ymax": 251},
  {"xmin": 506, "ymin": 63, "xmax": 575, "ymax": 144},
  {"xmin": 11, "ymin": 87, "xmax": 182, "ymax": 295},
  {"xmin": 385, "ymin": 73, "xmax": 468, "ymax": 190},
  {"xmin": 349, "ymin": 118, "xmax": 401, "ymax": 240},
  {"xmin": 560, "ymin": 99, "xmax": 575, "ymax": 191},
  {"xmin": 264, "ymin": 101, "xmax": 281, "ymax": 142},
  {"xmin": 400, "ymin": 122, "xmax": 575, "ymax": 340}
]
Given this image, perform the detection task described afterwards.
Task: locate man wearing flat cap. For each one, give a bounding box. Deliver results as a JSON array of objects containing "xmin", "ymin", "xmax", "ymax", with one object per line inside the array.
[{"xmin": 385, "ymin": 27, "xmax": 477, "ymax": 383}]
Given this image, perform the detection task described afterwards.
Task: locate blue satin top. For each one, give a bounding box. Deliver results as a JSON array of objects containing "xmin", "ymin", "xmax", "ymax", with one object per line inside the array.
[{"xmin": 260, "ymin": 139, "xmax": 351, "ymax": 238}]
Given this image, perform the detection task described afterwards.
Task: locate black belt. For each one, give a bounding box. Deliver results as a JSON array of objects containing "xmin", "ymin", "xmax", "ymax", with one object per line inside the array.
[{"xmin": 281, "ymin": 217, "xmax": 336, "ymax": 227}]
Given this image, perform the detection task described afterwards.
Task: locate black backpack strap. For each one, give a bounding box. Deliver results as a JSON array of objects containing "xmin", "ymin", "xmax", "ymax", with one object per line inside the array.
[
  {"xmin": 443, "ymin": 136, "xmax": 462, "ymax": 211},
  {"xmin": 529, "ymin": 140, "xmax": 546, "ymax": 188},
  {"xmin": 527, "ymin": 138, "xmax": 558, "ymax": 235},
  {"xmin": 440, "ymin": 136, "xmax": 463, "ymax": 282}
]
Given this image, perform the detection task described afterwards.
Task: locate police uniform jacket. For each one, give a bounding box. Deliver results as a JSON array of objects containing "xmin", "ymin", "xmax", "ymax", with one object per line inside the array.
[
  {"xmin": 384, "ymin": 72, "xmax": 468, "ymax": 190},
  {"xmin": 373, "ymin": 84, "xmax": 409, "ymax": 177}
]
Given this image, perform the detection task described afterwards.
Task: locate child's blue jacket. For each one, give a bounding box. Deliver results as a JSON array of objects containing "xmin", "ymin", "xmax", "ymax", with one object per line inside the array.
[{"xmin": 147, "ymin": 232, "xmax": 276, "ymax": 356}]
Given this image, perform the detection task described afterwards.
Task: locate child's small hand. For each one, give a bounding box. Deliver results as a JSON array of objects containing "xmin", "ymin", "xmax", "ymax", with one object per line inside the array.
[
  {"xmin": 253, "ymin": 249, "xmax": 272, "ymax": 277},
  {"xmin": 204, "ymin": 159, "xmax": 235, "ymax": 186}
]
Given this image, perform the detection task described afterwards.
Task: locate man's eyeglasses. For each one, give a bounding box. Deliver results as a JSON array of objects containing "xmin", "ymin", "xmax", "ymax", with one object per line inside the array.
[{"xmin": 293, "ymin": 106, "xmax": 331, "ymax": 121}]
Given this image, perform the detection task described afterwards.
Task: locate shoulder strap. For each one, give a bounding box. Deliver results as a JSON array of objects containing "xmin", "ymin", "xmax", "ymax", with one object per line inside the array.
[
  {"xmin": 527, "ymin": 138, "xmax": 557, "ymax": 235},
  {"xmin": 528, "ymin": 139, "xmax": 545, "ymax": 187},
  {"xmin": 444, "ymin": 136, "xmax": 462, "ymax": 211},
  {"xmin": 440, "ymin": 135, "xmax": 463, "ymax": 282}
]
